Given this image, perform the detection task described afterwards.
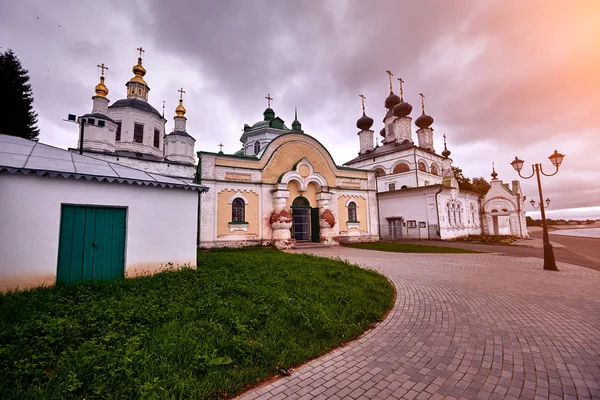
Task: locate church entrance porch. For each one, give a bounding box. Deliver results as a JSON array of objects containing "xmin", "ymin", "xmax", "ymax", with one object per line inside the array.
[{"xmin": 291, "ymin": 196, "xmax": 320, "ymax": 243}]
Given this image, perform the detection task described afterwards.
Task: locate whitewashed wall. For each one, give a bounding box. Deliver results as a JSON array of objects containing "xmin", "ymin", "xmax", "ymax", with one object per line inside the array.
[{"xmin": 0, "ymin": 173, "xmax": 198, "ymax": 291}]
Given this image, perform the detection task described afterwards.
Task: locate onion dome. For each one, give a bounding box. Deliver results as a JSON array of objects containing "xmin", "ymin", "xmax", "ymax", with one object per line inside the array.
[
  {"xmin": 393, "ymin": 99, "xmax": 412, "ymax": 117},
  {"xmin": 442, "ymin": 134, "xmax": 451, "ymax": 158},
  {"xmin": 384, "ymin": 91, "xmax": 401, "ymax": 109},
  {"xmin": 380, "ymin": 127, "xmax": 386, "ymax": 137},
  {"xmin": 94, "ymin": 76, "xmax": 109, "ymax": 98},
  {"xmin": 491, "ymin": 163, "xmax": 498, "ymax": 180},
  {"xmin": 263, "ymin": 107, "xmax": 275, "ymax": 121},
  {"xmin": 356, "ymin": 112, "xmax": 374, "ymax": 130},
  {"xmin": 415, "ymin": 112, "xmax": 434, "ymax": 129},
  {"xmin": 128, "ymin": 57, "xmax": 148, "ymax": 86},
  {"xmin": 292, "ymin": 108, "xmax": 304, "ymax": 132},
  {"xmin": 175, "ymin": 99, "xmax": 186, "ymax": 117}
]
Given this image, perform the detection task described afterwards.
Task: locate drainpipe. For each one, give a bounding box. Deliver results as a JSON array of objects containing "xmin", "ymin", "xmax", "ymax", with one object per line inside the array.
[
  {"xmin": 375, "ymin": 172, "xmax": 382, "ymax": 240},
  {"xmin": 195, "ymin": 157, "xmax": 202, "ymax": 253},
  {"xmin": 434, "ymin": 184, "xmax": 443, "ymax": 238}
]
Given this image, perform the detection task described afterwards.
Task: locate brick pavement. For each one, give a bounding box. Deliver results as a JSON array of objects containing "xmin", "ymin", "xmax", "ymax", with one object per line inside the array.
[{"xmin": 238, "ymin": 248, "xmax": 600, "ymax": 400}]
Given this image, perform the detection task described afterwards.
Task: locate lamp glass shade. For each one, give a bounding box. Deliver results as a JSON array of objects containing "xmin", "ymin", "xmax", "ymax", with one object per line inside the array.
[
  {"xmin": 545, "ymin": 198, "xmax": 551, "ymax": 207},
  {"xmin": 549, "ymin": 150, "xmax": 565, "ymax": 167},
  {"xmin": 530, "ymin": 199, "xmax": 536, "ymax": 207},
  {"xmin": 511, "ymin": 156, "xmax": 524, "ymax": 171}
]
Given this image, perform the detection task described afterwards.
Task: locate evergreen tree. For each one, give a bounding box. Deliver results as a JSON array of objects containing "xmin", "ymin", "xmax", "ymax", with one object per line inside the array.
[{"xmin": 0, "ymin": 49, "xmax": 40, "ymax": 139}]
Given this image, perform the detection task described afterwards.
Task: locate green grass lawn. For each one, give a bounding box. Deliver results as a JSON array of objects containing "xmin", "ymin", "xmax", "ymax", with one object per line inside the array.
[
  {"xmin": 0, "ymin": 247, "xmax": 394, "ymax": 399},
  {"xmin": 345, "ymin": 241, "xmax": 480, "ymax": 253}
]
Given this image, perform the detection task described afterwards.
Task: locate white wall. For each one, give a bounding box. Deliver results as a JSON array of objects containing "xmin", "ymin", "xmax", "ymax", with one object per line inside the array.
[{"xmin": 0, "ymin": 173, "xmax": 198, "ymax": 290}]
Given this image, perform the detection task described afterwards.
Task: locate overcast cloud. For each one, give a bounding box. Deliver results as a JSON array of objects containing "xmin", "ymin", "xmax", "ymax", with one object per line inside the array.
[{"xmin": 1, "ymin": 0, "xmax": 598, "ymax": 217}]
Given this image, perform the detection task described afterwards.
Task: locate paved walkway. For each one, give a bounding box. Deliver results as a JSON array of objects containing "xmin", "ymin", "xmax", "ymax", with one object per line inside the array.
[{"xmin": 239, "ymin": 248, "xmax": 600, "ymax": 400}]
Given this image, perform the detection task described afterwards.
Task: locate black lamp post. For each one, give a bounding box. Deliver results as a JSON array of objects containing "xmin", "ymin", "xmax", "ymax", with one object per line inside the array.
[{"xmin": 510, "ymin": 150, "xmax": 565, "ymax": 271}]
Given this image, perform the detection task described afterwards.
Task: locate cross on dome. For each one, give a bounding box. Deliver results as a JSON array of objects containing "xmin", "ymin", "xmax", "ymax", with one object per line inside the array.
[
  {"xmin": 419, "ymin": 93, "xmax": 426, "ymax": 113},
  {"xmin": 137, "ymin": 46, "xmax": 145, "ymax": 60},
  {"xmin": 359, "ymin": 94, "xmax": 366, "ymax": 112},
  {"xmin": 178, "ymin": 87, "xmax": 186, "ymax": 100},
  {"xmin": 97, "ymin": 63, "xmax": 108, "ymax": 77},
  {"xmin": 218, "ymin": 143, "xmax": 224, "ymax": 153},
  {"xmin": 265, "ymin": 93, "xmax": 273, "ymax": 108},
  {"xmin": 397, "ymin": 77, "xmax": 404, "ymax": 98},
  {"xmin": 385, "ymin": 70, "xmax": 394, "ymax": 92}
]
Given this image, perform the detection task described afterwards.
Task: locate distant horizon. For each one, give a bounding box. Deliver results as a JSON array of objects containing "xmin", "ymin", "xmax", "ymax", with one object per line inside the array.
[{"xmin": 526, "ymin": 206, "xmax": 600, "ymax": 221}]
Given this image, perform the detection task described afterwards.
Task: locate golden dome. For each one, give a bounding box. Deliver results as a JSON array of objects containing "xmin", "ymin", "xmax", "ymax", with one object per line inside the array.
[
  {"xmin": 175, "ymin": 99, "xmax": 186, "ymax": 117},
  {"xmin": 94, "ymin": 76, "xmax": 109, "ymax": 98},
  {"xmin": 128, "ymin": 57, "xmax": 148, "ymax": 87}
]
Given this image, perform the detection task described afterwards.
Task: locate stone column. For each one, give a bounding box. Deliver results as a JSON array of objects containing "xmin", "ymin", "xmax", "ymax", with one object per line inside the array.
[
  {"xmin": 269, "ymin": 184, "xmax": 293, "ymax": 249},
  {"xmin": 317, "ymin": 189, "xmax": 338, "ymax": 246}
]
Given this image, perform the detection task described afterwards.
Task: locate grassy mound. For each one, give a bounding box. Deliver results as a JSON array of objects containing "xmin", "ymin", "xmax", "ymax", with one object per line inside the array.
[
  {"xmin": 0, "ymin": 247, "xmax": 394, "ymax": 399},
  {"xmin": 451, "ymin": 234, "xmax": 519, "ymax": 244},
  {"xmin": 345, "ymin": 241, "xmax": 480, "ymax": 253}
]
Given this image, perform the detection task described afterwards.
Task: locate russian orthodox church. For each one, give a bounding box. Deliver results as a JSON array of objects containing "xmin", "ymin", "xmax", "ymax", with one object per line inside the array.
[
  {"xmin": 72, "ymin": 50, "xmax": 527, "ymax": 247},
  {"xmin": 344, "ymin": 72, "xmax": 528, "ymax": 240},
  {"xmin": 73, "ymin": 48, "xmax": 196, "ymax": 180}
]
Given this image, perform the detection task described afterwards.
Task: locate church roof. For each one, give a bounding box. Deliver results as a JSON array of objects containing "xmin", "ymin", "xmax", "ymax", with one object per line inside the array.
[
  {"xmin": 0, "ymin": 135, "xmax": 207, "ymax": 192},
  {"xmin": 168, "ymin": 130, "xmax": 195, "ymax": 139},
  {"xmin": 82, "ymin": 113, "xmax": 116, "ymax": 124},
  {"xmin": 109, "ymin": 98, "xmax": 163, "ymax": 118},
  {"xmin": 344, "ymin": 140, "xmax": 416, "ymax": 164}
]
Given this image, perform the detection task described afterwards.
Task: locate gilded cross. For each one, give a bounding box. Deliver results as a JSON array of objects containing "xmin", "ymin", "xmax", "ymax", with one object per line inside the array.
[
  {"xmin": 265, "ymin": 93, "xmax": 273, "ymax": 108},
  {"xmin": 137, "ymin": 46, "xmax": 145, "ymax": 59},
  {"xmin": 218, "ymin": 143, "xmax": 224, "ymax": 152},
  {"xmin": 385, "ymin": 70, "xmax": 393, "ymax": 92},
  {"xmin": 419, "ymin": 93, "xmax": 425, "ymax": 113},
  {"xmin": 97, "ymin": 63, "xmax": 108, "ymax": 77},
  {"xmin": 178, "ymin": 87, "xmax": 186, "ymax": 100},
  {"xmin": 359, "ymin": 94, "xmax": 366, "ymax": 113},
  {"xmin": 397, "ymin": 77, "xmax": 404, "ymax": 98}
]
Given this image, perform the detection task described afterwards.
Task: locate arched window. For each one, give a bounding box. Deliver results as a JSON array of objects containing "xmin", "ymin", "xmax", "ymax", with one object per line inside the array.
[
  {"xmin": 470, "ymin": 203, "xmax": 476, "ymax": 225},
  {"xmin": 348, "ymin": 201, "xmax": 357, "ymax": 222},
  {"xmin": 374, "ymin": 168, "xmax": 385, "ymax": 177},
  {"xmin": 253, "ymin": 141, "xmax": 261, "ymax": 154},
  {"xmin": 447, "ymin": 202, "xmax": 452, "ymax": 226},
  {"xmin": 292, "ymin": 196, "xmax": 310, "ymax": 207},
  {"xmin": 452, "ymin": 203, "xmax": 457, "ymax": 226},
  {"xmin": 457, "ymin": 203, "xmax": 463, "ymax": 226},
  {"xmin": 431, "ymin": 164, "xmax": 439, "ymax": 176},
  {"xmin": 393, "ymin": 163, "xmax": 410, "ymax": 174},
  {"xmin": 418, "ymin": 161, "xmax": 427, "ymax": 172},
  {"xmin": 232, "ymin": 198, "xmax": 245, "ymax": 222}
]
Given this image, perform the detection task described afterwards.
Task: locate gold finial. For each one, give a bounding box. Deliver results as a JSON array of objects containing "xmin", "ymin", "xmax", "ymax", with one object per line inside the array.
[
  {"xmin": 94, "ymin": 63, "xmax": 109, "ymax": 98},
  {"xmin": 419, "ymin": 93, "xmax": 425, "ymax": 113},
  {"xmin": 397, "ymin": 77, "xmax": 404, "ymax": 99},
  {"xmin": 175, "ymin": 88, "xmax": 186, "ymax": 117},
  {"xmin": 265, "ymin": 93, "xmax": 273, "ymax": 108},
  {"xmin": 128, "ymin": 47, "xmax": 147, "ymax": 87},
  {"xmin": 359, "ymin": 94, "xmax": 366, "ymax": 113},
  {"xmin": 385, "ymin": 70, "xmax": 393, "ymax": 92}
]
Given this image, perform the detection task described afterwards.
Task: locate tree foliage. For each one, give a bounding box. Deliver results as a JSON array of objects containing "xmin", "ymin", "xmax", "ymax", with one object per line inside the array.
[
  {"xmin": 0, "ymin": 49, "xmax": 39, "ymax": 140},
  {"xmin": 452, "ymin": 166, "xmax": 491, "ymax": 195}
]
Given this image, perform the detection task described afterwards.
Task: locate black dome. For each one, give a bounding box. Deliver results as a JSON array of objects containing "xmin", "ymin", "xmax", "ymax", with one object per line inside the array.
[
  {"xmin": 393, "ymin": 100, "xmax": 413, "ymax": 117},
  {"xmin": 384, "ymin": 92, "xmax": 401, "ymax": 109},
  {"xmin": 442, "ymin": 147, "xmax": 451, "ymax": 158},
  {"xmin": 380, "ymin": 127, "xmax": 386, "ymax": 138},
  {"xmin": 415, "ymin": 112, "xmax": 434, "ymax": 128},
  {"xmin": 356, "ymin": 112, "xmax": 374, "ymax": 130}
]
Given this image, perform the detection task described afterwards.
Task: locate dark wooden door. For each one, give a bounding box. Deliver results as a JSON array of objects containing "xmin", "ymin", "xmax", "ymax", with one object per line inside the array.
[
  {"xmin": 311, "ymin": 207, "xmax": 320, "ymax": 243},
  {"xmin": 57, "ymin": 205, "xmax": 126, "ymax": 284},
  {"xmin": 292, "ymin": 208, "xmax": 310, "ymax": 241}
]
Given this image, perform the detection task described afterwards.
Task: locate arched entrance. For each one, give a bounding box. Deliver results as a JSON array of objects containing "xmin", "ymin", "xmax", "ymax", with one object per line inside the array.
[{"xmin": 291, "ymin": 196, "xmax": 320, "ymax": 242}]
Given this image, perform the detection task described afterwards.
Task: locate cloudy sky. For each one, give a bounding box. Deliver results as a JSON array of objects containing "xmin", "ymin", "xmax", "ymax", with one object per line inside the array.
[{"xmin": 1, "ymin": 0, "xmax": 599, "ymax": 218}]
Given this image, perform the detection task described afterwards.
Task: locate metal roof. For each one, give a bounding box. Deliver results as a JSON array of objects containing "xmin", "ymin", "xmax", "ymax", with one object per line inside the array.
[{"xmin": 0, "ymin": 134, "xmax": 207, "ymax": 192}]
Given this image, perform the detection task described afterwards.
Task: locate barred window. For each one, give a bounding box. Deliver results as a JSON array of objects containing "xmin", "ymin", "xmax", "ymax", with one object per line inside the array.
[
  {"xmin": 153, "ymin": 129, "xmax": 160, "ymax": 148},
  {"xmin": 348, "ymin": 201, "xmax": 357, "ymax": 222},
  {"xmin": 133, "ymin": 123, "xmax": 144, "ymax": 143},
  {"xmin": 232, "ymin": 198, "xmax": 245, "ymax": 222},
  {"xmin": 115, "ymin": 122, "xmax": 122, "ymax": 141},
  {"xmin": 254, "ymin": 141, "xmax": 260, "ymax": 154}
]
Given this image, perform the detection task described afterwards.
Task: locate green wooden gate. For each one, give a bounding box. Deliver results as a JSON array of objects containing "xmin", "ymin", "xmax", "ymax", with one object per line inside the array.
[
  {"xmin": 57, "ymin": 205, "xmax": 126, "ymax": 285},
  {"xmin": 311, "ymin": 207, "xmax": 320, "ymax": 243}
]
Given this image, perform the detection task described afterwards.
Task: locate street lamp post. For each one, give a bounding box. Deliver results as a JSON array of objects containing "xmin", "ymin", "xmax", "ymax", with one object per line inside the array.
[{"xmin": 510, "ymin": 150, "xmax": 565, "ymax": 271}]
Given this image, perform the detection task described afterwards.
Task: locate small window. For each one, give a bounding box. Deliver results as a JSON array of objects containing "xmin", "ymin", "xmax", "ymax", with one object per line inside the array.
[
  {"xmin": 115, "ymin": 122, "xmax": 122, "ymax": 141},
  {"xmin": 374, "ymin": 168, "xmax": 385, "ymax": 177},
  {"xmin": 232, "ymin": 198, "xmax": 245, "ymax": 222},
  {"xmin": 87, "ymin": 118, "xmax": 95, "ymax": 125},
  {"xmin": 407, "ymin": 220, "xmax": 417, "ymax": 228},
  {"xmin": 134, "ymin": 123, "xmax": 144, "ymax": 143},
  {"xmin": 389, "ymin": 183, "xmax": 396, "ymax": 191},
  {"xmin": 254, "ymin": 141, "xmax": 261, "ymax": 154},
  {"xmin": 418, "ymin": 161, "xmax": 427, "ymax": 172},
  {"xmin": 348, "ymin": 201, "xmax": 357, "ymax": 222},
  {"xmin": 431, "ymin": 164, "xmax": 439, "ymax": 176},
  {"xmin": 153, "ymin": 129, "xmax": 160, "ymax": 148}
]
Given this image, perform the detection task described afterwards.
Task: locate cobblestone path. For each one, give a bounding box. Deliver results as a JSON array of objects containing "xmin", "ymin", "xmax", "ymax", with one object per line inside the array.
[{"xmin": 239, "ymin": 248, "xmax": 600, "ymax": 400}]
